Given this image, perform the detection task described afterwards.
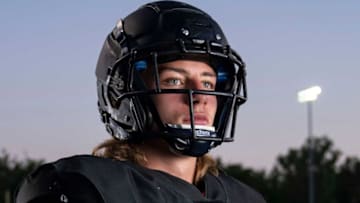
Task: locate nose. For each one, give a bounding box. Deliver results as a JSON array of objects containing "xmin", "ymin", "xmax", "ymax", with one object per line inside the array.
[
  {"xmin": 186, "ymin": 79, "xmax": 208, "ymax": 105},
  {"xmin": 192, "ymin": 93, "xmax": 207, "ymax": 106}
]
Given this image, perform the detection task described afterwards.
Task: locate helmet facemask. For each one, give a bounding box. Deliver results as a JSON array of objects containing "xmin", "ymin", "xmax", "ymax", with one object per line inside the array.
[{"xmin": 103, "ymin": 48, "xmax": 246, "ymax": 156}]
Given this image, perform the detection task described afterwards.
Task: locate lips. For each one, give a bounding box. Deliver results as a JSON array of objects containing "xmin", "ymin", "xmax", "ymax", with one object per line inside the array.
[{"xmin": 183, "ymin": 114, "xmax": 209, "ymax": 125}]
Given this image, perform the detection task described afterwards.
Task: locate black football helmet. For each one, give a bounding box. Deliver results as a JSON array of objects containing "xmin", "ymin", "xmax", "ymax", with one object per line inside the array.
[{"xmin": 95, "ymin": 0, "xmax": 247, "ymax": 156}]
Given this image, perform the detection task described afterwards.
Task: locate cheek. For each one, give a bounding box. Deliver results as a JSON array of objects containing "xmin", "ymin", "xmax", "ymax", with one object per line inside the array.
[
  {"xmin": 208, "ymin": 96, "xmax": 218, "ymax": 120},
  {"xmin": 208, "ymin": 95, "xmax": 217, "ymax": 107},
  {"xmin": 153, "ymin": 94, "xmax": 185, "ymax": 122}
]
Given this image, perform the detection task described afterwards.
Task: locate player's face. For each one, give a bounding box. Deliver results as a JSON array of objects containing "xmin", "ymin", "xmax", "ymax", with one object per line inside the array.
[{"xmin": 149, "ymin": 60, "xmax": 218, "ymax": 127}]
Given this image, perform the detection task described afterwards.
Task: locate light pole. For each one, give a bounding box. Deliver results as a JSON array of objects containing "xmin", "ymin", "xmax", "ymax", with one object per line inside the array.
[{"xmin": 297, "ymin": 86, "xmax": 322, "ymax": 203}]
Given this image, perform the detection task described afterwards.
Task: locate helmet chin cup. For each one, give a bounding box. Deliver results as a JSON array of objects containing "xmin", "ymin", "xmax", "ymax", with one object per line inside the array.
[{"xmin": 163, "ymin": 124, "xmax": 217, "ymax": 157}]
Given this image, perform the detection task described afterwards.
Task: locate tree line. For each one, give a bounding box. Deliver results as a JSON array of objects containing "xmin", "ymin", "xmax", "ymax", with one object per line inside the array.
[
  {"xmin": 220, "ymin": 136, "xmax": 360, "ymax": 203},
  {"xmin": 0, "ymin": 150, "xmax": 44, "ymax": 203},
  {"xmin": 1, "ymin": 136, "xmax": 359, "ymax": 202}
]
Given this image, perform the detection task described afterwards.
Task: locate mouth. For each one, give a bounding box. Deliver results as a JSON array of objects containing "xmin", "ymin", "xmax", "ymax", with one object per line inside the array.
[{"xmin": 183, "ymin": 114, "xmax": 209, "ymax": 125}]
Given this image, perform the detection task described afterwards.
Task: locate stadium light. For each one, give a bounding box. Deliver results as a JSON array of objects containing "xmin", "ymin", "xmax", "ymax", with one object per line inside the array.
[
  {"xmin": 297, "ymin": 86, "xmax": 322, "ymax": 103},
  {"xmin": 297, "ymin": 85, "xmax": 322, "ymax": 203}
]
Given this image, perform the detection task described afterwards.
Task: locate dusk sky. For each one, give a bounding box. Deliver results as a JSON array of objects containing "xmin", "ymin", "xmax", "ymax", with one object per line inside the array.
[{"xmin": 1, "ymin": 1, "xmax": 359, "ymax": 170}]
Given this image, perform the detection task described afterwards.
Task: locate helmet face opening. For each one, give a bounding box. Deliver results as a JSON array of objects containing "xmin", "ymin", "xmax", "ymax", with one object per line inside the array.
[{"xmin": 96, "ymin": 1, "xmax": 247, "ymax": 156}]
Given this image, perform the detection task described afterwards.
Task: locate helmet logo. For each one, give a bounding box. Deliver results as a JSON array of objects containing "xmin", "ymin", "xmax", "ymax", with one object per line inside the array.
[{"xmin": 196, "ymin": 129, "xmax": 211, "ymax": 137}]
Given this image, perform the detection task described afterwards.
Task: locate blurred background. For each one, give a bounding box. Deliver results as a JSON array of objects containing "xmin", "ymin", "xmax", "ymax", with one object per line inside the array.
[{"xmin": 1, "ymin": 1, "xmax": 359, "ymax": 202}]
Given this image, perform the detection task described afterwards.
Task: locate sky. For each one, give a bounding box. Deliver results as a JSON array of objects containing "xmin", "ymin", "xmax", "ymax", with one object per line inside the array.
[{"xmin": 1, "ymin": 1, "xmax": 359, "ymax": 171}]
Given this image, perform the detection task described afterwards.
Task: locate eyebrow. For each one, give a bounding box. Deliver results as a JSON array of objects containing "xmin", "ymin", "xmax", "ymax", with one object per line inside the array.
[{"xmin": 158, "ymin": 66, "xmax": 216, "ymax": 77}]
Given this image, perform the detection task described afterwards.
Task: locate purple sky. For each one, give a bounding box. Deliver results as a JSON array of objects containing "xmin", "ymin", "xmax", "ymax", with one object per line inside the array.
[{"xmin": 1, "ymin": 1, "xmax": 359, "ymax": 170}]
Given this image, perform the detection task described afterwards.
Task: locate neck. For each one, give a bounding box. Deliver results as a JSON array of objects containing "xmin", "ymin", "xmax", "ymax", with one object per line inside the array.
[{"xmin": 141, "ymin": 139, "xmax": 197, "ymax": 183}]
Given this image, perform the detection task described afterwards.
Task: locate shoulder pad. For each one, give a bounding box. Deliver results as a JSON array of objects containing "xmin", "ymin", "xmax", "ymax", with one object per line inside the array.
[{"xmin": 15, "ymin": 157, "xmax": 104, "ymax": 202}]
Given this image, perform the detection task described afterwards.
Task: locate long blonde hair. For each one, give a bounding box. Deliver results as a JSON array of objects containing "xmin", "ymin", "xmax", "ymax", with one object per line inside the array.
[{"xmin": 92, "ymin": 139, "xmax": 218, "ymax": 184}]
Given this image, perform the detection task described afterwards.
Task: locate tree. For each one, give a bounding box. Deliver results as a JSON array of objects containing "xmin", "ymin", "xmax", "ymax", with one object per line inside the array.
[
  {"xmin": 268, "ymin": 136, "xmax": 340, "ymax": 203},
  {"xmin": 220, "ymin": 136, "xmax": 360, "ymax": 203},
  {"xmin": 0, "ymin": 149, "xmax": 44, "ymax": 203},
  {"xmin": 336, "ymin": 156, "xmax": 360, "ymax": 203},
  {"xmin": 223, "ymin": 163, "xmax": 270, "ymax": 197}
]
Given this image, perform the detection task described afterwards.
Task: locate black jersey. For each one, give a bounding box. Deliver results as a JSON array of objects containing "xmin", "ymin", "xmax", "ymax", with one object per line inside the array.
[{"xmin": 15, "ymin": 155, "xmax": 266, "ymax": 203}]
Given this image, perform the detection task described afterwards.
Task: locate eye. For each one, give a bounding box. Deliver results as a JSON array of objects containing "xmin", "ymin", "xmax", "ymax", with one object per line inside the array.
[
  {"xmin": 202, "ymin": 80, "xmax": 215, "ymax": 90},
  {"xmin": 164, "ymin": 78, "xmax": 183, "ymax": 87}
]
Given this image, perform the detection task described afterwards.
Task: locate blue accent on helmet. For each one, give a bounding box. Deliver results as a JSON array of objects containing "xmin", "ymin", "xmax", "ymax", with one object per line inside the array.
[
  {"xmin": 217, "ymin": 66, "xmax": 228, "ymax": 82},
  {"xmin": 134, "ymin": 60, "xmax": 147, "ymax": 71}
]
